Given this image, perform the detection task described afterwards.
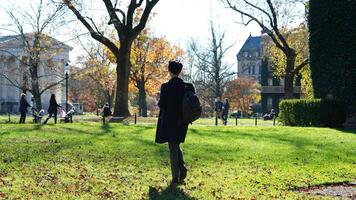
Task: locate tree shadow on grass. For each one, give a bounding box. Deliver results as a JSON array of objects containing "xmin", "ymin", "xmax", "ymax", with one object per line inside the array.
[
  {"xmin": 188, "ymin": 127, "xmax": 356, "ymax": 163},
  {"xmin": 60, "ymin": 126, "xmax": 98, "ymax": 135},
  {"xmin": 58, "ymin": 124, "xmax": 113, "ymax": 136},
  {"xmin": 32, "ymin": 123, "xmax": 44, "ymax": 130},
  {"xmin": 101, "ymin": 123, "xmax": 112, "ymax": 134},
  {"xmin": 129, "ymin": 125, "xmax": 155, "ymax": 134},
  {"xmin": 189, "ymin": 127, "xmax": 321, "ymax": 149},
  {"xmin": 148, "ymin": 185, "xmax": 197, "ymax": 200},
  {"xmin": 336, "ymin": 128, "xmax": 356, "ymax": 134}
]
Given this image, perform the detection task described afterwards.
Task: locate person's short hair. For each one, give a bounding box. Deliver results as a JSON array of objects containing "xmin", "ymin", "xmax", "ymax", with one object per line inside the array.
[{"xmin": 168, "ymin": 61, "xmax": 183, "ymax": 75}]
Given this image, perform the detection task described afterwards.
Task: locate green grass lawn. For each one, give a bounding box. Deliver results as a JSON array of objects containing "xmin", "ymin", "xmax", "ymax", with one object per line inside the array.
[{"xmin": 0, "ymin": 123, "xmax": 355, "ymax": 199}]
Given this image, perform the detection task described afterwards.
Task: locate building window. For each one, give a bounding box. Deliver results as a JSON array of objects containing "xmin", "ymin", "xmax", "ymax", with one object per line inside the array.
[
  {"xmin": 248, "ymin": 66, "xmax": 251, "ymax": 74},
  {"xmin": 252, "ymin": 66, "xmax": 255, "ymax": 74},
  {"xmin": 267, "ymin": 97, "xmax": 273, "ymax": 111},
  {"xmin": 243, "ymin": 52, "xmax": 248, "ymax": 57},
  {"xmin": 268, "ymin": 78, "xmax": 273, "ymax": 86},
  {"xmin": 255, "ymin": 52, "xmax": 259, "ymax": 57}
]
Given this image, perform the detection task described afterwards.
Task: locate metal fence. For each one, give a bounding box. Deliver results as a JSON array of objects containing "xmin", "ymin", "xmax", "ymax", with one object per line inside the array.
[{"xmin": 1, "ymin": 113, "xmax": 280, "ymax": 126}]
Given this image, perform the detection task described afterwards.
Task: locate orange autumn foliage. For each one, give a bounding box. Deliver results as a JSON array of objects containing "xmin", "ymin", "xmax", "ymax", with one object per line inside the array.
[{"xmin": 224, "ymin": 77, "xmax": 261, "ymax": 115}]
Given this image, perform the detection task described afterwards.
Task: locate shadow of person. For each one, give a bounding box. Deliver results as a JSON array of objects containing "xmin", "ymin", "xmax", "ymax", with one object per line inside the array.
[
  {"xmin": 148, "ymin": 185, "xmax": 197, "ymax": 200},
  {"xmin": 100, "ymin": 123, "xmax": 112, "ymax": 133}
]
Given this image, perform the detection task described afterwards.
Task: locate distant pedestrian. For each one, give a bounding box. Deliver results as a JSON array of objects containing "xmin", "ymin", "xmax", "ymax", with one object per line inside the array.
[
  {"xmin": 156, "ymin": 61, "xmax": 195, "ymax": 186},
  {"xmin": 222, "ymin": 98, "xmax": 230, "ymax": 125},
  {"xmin": 43, "ymin": 94, "xmax": 61, "ymax": 124},
  {"xmin": 102, "ymin": 103, "xmax": 112, "ymax": 123},
  {"xmin": 214, "ymin": 97, "xmax": 223, "ymax": 119},
  {"xmin": 19, "ymin": 93, "xmax": 31, "ymax": 124}
]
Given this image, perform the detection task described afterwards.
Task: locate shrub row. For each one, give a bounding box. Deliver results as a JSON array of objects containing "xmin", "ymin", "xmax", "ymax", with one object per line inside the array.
[{"xmin": 279, "ymin": 99, "xmax": 346, "ymax": 128}]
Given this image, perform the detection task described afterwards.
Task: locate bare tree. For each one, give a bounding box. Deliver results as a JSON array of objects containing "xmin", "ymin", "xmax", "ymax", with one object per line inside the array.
[
  {"xmin": 61, "ymin": 0, "xmax": 159, "ymax": 117},
  {"xmin": 224, "ymin": 0, "xmax": 309, "ymax": 99},
  {"xmin": 189, "ymin": 22, "xmax": 235, "ymax": 102},
  {"xmin": 0, "ymin": 0, "xmax": 68, "ymax": 110}
]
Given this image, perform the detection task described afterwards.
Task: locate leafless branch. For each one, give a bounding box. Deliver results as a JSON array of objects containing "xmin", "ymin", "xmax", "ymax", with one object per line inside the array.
[
  {"xmin": 0, "ymin": 73, "xmax": 31, "ymax": 92},
  {"xmin": 39, "ymin": 77, "xmax": 66, "ymax": 95},
  {"xmin": 63, "ymin": 0, "xmax": 120, "ymax": 55},
  {"xmin": 294, "ymin": 58, "xmax": 309, "ymax": 75}
]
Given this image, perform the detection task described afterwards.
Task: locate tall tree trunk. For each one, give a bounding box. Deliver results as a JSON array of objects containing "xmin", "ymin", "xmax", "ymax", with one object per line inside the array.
[
  {"xmin": 138, "ymin": 79, "xmax": 147, "ymax": 117},
  {"xmin": 113, "ymin": 39, "xmax": 132, "ymax": 117},
  {"xmin": 30, "ymin": 63, "xmax": 42, "ymax": 110},
  {"xmin": 215, "ymin": 79, "xmax": 222, "ymax": 99},
  {"xmin": 284, "ymin": 55, "xmax": 297, "ymax": 99},
  {"xmin": 106, "ymin": 90, "xmax": 112, "ymax": 108},
  {"xmin": 109, "ymin": 88, "xmax": 115, "ymax": 108},
  {"xmin": 31, "ymin": 79, "xmax": 42, "ymax": 110},
  {"xmin": 33, "ymin": 90, "xmax": 42, "ymax": 110}
]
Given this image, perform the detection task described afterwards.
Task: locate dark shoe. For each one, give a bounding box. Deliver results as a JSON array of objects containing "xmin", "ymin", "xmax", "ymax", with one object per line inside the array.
[{"xmin": 179, "ymin": 166, "xmax": 187, "ymax": 182}]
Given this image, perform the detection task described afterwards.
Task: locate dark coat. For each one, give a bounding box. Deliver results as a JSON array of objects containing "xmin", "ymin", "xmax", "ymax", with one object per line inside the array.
[
  {"xmin": 214, "ymin": 100, "xmax": 223, "ymax": 112},
  {"xmin": 19, "ymin": 97, "xmax": 31, "ymax": 113},
  {"xmin": 155, "ymin": 77, "xmax": 195, "ymax": 144},
  {"xmin": 222, "ymin": 102, "xmax": 230, "ymax": 115},
  {"xmin": 102, "ymin": 105, "xmax": 112, "ymax": 117},
  {"xmin": 48, "ymin": 98, "xmax": 61, "ymax": 114}
]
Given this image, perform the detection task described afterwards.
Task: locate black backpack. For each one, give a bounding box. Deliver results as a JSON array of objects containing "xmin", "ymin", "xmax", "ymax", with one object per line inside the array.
[
  {"xmin": 182, "ymin": 84, "xmax": 202, "ymax": 123},
  {"xmin": 103, "ymin": 107, "xmax": 112, "ymax": 117}
]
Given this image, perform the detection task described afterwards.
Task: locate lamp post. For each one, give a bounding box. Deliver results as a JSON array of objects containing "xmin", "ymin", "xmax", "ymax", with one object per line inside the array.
[{"xmin": 64, "ymin": 63, "xmax": 69, "ymax": 113}]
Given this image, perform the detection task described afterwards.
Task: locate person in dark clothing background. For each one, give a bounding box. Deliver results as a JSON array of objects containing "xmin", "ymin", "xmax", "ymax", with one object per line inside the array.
[
  {"xmin": 43, "ymin": 94, "xmax": 61, "ymax": 124},
  {"xmin": 214, "ymin": 97, "xmax": 223, "ymax": 119},
  {"xmin": 222, "ymin": 98, "xmax": 230, "ymax": 125},
  {"xmin": 102, "ymin": 103, "xmax": 112, "ymax": 123},
  {"xmin": 155, "ymin": 61, "xmax": 195, "ymax": 186},
  {"xmin": 19, "ymin": 93, "xmax": 31, "ymax": 124}
]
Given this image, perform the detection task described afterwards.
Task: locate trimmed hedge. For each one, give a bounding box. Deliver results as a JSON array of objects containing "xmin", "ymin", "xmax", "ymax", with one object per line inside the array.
[
  {"xmin": 309, "ymin": 0, "xmax": 356, "ymax": 104},
  {"xmin": 279, "ymin": 99, "xmax": 346, "ymax": 128}
]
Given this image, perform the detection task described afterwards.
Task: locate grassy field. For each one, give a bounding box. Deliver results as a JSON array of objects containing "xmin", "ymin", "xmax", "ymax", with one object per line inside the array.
[{"xmin": 0, "ymin": 123, "xmax": 355, "ymax": 199}]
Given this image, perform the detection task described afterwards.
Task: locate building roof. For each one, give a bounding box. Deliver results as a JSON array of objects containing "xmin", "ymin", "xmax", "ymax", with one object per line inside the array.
[
  {"xmin": 0, "ymin": 35, "xmax": 20, "ymax": 42},
  {"xmin": 0, "ymin": 33, "xmax": 73, "ymax": 50},
  {"xmin": 237, "ymin": 35, "xmax": 261, "ymax": 55}
]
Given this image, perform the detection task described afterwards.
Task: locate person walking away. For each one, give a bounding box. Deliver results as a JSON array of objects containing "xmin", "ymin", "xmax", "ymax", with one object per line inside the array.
[
  {"xmin": 19, "ymin": 93, "xmax": 31, "ymax": 124},
  {"xmin": 214, "ymin": 98, "xmax": 223, "ymax": 119},
  {"xmin": 156, "ymin": 61, "xmax": 195, "ymax": 186},
  {"xmin": 222, "ymin": 98, "xmax": 230, "ymax": 125},
  {"xmin": 43, "ymin": 94, "xmax": 61, "ymax": 124},
  {"xmin": 102, "ymin": 103, "xmax": 112, "ymax": 123}
]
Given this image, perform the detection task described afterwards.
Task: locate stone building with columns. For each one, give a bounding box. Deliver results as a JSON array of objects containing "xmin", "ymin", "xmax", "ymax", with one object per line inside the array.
[{"xmin": 0, "ymin": 34, "xmax": 72, "ymax": 113}]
